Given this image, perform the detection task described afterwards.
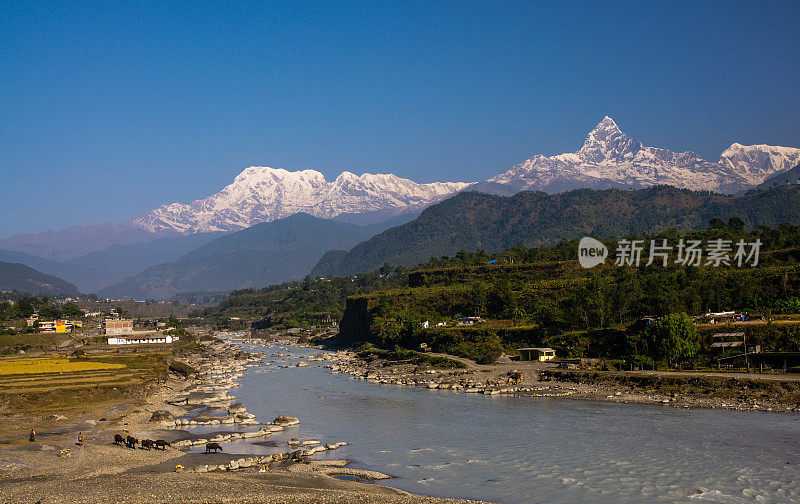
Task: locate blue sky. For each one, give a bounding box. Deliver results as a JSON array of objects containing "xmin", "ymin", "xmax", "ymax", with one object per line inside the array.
[{"xmin": 1, "ymin": 1, "xmax": 799, "ymax": 237}]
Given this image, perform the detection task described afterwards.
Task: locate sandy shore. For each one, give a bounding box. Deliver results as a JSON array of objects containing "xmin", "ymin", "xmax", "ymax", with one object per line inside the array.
[{"xmin": 0, "ymin": 338, "xmax": 492, "ymax": 504}]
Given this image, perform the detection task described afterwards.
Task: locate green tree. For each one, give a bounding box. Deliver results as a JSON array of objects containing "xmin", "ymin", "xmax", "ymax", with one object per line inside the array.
[
  {"xmin": 647, "ymin": 312, "xmax": 699, "ymax": 367},
  {"xmin": 727, "ymin": 216, "xmax": 745, "ymax": 232},
  {"xmin": 39, "ymin": 305, "xmax": 61, "ymax": 319},
  {"xmin": 62, "ymin": 303, "xmax": 84, "ymax": 318},
  {"xmin": 708, "ymin": 217, "xmax": 727, "ymax": 230}
]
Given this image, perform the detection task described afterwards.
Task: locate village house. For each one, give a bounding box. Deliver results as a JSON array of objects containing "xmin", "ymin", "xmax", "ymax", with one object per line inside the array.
[
  {"xmin": 38, "ymin": 319, "xmax": 82, "ymax": 333},
  {"xmin": 103, "ymin": 318, "xmax": 133, "ymax": 335}
]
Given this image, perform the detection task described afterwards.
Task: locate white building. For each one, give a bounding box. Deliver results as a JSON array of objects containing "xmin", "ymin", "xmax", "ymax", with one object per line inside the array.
[{"xmin": 107, "ymin": 334, "xmax": 179, "ymax": 345}]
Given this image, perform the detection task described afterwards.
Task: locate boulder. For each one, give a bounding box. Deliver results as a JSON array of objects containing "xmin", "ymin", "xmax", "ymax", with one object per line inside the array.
[
  {"xmin": 227, "ymin": 402, "xmax": 247, "ymax": 414},
  {"xmin": 273, "ymin": 415, "xmax": 299, "ymax": 426}
]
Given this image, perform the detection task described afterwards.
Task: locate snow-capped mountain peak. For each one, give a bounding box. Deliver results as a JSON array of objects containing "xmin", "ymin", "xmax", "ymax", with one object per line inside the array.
[
  {"xmin": 579, "ymin": 116, "xmax": 643, "ymax": 163},
  {"xmin": 131, "ymin": 167, "xmax": 470, "ymax": 234},
  {"xmin": 488, "ymin": 117, "xmax": 800, "ymax": 194}
]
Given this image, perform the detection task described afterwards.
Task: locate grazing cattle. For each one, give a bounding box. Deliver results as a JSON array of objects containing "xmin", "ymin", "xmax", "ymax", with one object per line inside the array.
[
  {"xmin": 113, "ymin": 434, "xmax": 124, "ymax": 445},
  {"xmin": 125, "ymin": 436, "xmax": 138, "ymax": 449},
  {"xmin": 205, "ymin": 442, "xmax": 223, "ymax": 453},
  {"xmin": 154, "ymin": 439, "xmax": 171, "ymax": 450},
  {"xmin": 140, "ymin": 439, "xmax": 154, "ymax": 450}
]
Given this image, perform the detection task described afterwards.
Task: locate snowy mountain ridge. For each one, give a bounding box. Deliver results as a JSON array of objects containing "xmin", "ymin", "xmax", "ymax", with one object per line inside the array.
[
  {"xmin": 487, "ymin": 116, "xmax": 800, "ymax": 194},
  {"xmin": 131, "ymin": 168, "xmax": 470, "ymax": 234}
]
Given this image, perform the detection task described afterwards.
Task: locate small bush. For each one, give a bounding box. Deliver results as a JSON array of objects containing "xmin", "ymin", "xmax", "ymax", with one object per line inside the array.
[{"xmin": 168, "ymin": 361, "xmax": 197, "ymax": 377}]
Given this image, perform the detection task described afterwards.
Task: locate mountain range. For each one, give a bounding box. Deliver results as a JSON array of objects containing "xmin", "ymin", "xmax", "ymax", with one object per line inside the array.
[
  {"xmin": 481, "ymin": 117, "xmax": 800, "ymax": 195},
  {"xmin": 126, "ymin": 117, "xmax": 800, "ymax": 236},
  {"xmin": 1, "ymin": 116, "xmax": 799, "ymax": 298},
  {"xmin": 3, "ymin": 117, "xmax": 798, "ymax": 255}
]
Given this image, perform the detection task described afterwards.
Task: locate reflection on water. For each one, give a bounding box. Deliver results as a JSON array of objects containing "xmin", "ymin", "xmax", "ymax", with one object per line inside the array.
[{"xmin": 213, "ymin": 342, "xmax": 800, "ymax": 504}]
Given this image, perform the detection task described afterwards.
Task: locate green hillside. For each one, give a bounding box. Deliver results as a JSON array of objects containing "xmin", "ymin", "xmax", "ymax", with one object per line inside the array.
[
  {"xmin": 335, "ymin": 222, "xmax": 800, "ymax": 366},
  {"xmin": 312, "ymin": 184, "xmax": 800, "ymax": 277}
]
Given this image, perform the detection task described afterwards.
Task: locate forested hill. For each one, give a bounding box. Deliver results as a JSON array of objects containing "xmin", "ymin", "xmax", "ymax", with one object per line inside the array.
[
  {"xmin": 312, "ymin": 184, "xmax": 800, "ymax": 277},
  {"xmin": 0, "ymin": 261, "xmax": 79, "ymax": 296}
]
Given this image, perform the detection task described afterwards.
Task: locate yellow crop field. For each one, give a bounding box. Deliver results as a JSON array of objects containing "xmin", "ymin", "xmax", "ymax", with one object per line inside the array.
[{"xmin": 0, "ymin": 358, "xmax": 127, "ymax": 376}]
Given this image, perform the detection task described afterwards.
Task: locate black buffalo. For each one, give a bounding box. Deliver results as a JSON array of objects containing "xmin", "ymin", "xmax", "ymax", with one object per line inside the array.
[
  {"xmin": 113, "ymin": 434, "xmax": 124, "ymax": 445},
  {"xmin": 125, "ymin": 436, "xmax": 138, "ymax": 449},
  {"xmin": 205, "ymin": 442, "xmax": 223, "ymax": 453},
  {"xmin": 154, "ymin": 439, "xmax": 171, "ymax": 450}
]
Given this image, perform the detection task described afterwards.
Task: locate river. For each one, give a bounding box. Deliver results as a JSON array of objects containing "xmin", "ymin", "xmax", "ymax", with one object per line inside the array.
[{"xmin": 192, "ymin": 341, "xmax": 800, "ymax": 504}]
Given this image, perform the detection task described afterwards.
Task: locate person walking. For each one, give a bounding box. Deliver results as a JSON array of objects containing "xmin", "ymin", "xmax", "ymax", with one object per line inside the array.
[
  {"xmin": 76, "ymin": 432, "xmax": 84, "ymax": 446},
  {"xmin": 29, "ymin": 429, "xmax": 35, "ymax": 442}
]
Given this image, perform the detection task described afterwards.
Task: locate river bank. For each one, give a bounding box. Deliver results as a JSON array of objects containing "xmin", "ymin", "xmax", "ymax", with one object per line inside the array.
[
  {"xmin": 0, "ymin": 335, "xmax": 492, "ymax": 504},
  {"xmin": 276, "ymin": 337, "xmax": 800, "ymax": 413}
]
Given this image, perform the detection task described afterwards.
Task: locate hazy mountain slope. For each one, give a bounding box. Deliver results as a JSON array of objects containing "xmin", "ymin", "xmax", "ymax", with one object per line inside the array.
[
  {"xmin": 130, "ymin": 169, "xmax": 469, "ymax": 234},
  {"xmin": 0, "ymin": 223, "xmax": 158, "ymax": 262},
  {"xmin": 0, "ymin": 261, "xmax": 79, "ymax": 296},
  {"xmin": 484, "ymin": 117, "xmax": 800, "ymax": 194},
  {"xmin": 64, "ymin": 232, "xmax": 224, "ymax": 292},
  {"xmin": 334, "ymin": 208, "xmax": 423, "ymax": 228},
  {"xmin": 98, "ymin": 214, "xmax": 380, "ymax": 300},
  {"xmin": 311, "ymin": 185, "xmax": 800, "ymax": 277},
  {"xmin": 0, "ymin": 249, "xmax": 105, "ymax": 294},
  {"xmin": 751, "ymin": 164, "xmax": 800, "ymax": 191},
  {"xmin": 1, "ymin": 233, "xmax": 223, "ymax": 293}
]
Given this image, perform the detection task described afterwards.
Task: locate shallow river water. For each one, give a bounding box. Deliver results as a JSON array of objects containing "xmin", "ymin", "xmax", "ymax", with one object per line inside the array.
[{"xmin": 197, "ymin": 342, "xmax": 800, "ymax": 504}]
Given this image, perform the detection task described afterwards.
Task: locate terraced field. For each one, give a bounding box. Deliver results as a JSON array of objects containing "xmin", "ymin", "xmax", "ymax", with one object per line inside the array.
[
  {"xmin": 0, "ymin": 358, "xmax": 127, "ymax": 375},
  {"xmin": 0, "ymin": 367, "xmax": 140, "ymax": 394},
  {"xmin": 0, "ymin": 353, "xmax": 169, "ymax": 414}
]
